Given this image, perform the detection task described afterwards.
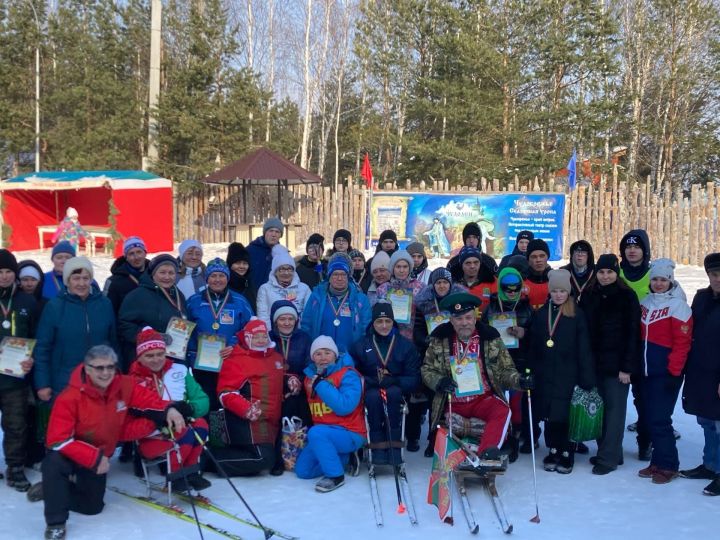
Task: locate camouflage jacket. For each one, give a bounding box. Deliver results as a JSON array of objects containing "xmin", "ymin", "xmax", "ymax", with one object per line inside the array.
[{"xmin": 421, "ymin": 321, "xmax": 520, "ymax": 430}]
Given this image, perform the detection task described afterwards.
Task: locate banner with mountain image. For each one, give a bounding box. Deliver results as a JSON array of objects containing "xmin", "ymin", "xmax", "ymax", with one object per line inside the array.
[{"xmin": 369, "ymin": 191, "xmax": 566, "ymax": 261}]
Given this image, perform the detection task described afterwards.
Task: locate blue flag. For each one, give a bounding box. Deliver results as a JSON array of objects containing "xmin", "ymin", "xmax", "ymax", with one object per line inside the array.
[{"xmin": 567, "ymin": 149, "xmax": 577, "ymax": 189}]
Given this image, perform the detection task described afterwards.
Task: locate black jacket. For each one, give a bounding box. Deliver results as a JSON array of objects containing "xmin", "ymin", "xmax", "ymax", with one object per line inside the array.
[
  {"xmin": 17, "ymin": 260, "xmax": 47, "ymax": 313},
  {"xmin": 0, "ymin": 286, "xmax": 39, "ymax": 390},
  {"xmin": 117, "ymin": 274, "xmax": 187, "ymax": 367},
  {"xmin": 560, "ymin": 240, "xmax": 596, "ymax": 301},
  {"xmin": 481, "ymin": 294, "xmax": 534, "ymax": 371},
  {"xmin": 350, "ymin": 328, "xmax": 421, "ymax": 394},
  {"xmin": 228, "ymin": 272, "xmax": 257, "ymax": 313},
  {"xmin": 447, "ymin": 252, "xmax": 498, "ymax": 283},
  {"xmin": 528, "ymin": 302, "xmax": 595, "ymax": 423},
  {"xmin": 682, "ymin": 288, "xmax": 720, "ymax": 420},
  {"xmin": 580, "ymin": 281, "xmax": 641, "ymax": 376},
  {"xmin": 104, "ymin": 256, "xmax": 148, "ymax": 314},
  {"xmin": 295, "ymin": 256, "xmax": 326, "ymax": 289}
]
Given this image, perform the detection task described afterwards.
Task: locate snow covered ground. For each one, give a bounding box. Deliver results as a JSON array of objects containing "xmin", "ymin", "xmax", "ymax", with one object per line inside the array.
[{"xmin": 0, "ymin": 246, "xmax": 716, "ymax": 539}]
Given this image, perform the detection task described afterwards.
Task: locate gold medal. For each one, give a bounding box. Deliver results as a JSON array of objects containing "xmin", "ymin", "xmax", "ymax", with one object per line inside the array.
[
  {"xmin": 212, "ymin": 322, "xmax": 220, "ymax": 330},
  {"xmin": 546, "ymin": 339, "xmax": 554, "ymax": 348}
]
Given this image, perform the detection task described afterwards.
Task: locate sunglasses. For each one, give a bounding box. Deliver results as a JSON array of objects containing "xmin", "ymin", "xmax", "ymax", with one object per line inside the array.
[{"xmin": 86, "ymin": 364, "xmax": 117, "ymax": 373}]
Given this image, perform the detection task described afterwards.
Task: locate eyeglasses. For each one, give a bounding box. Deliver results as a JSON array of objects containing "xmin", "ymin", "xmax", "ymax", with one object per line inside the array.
[{"xmin": 86, "ymin": 364, "xmax": 117, "ymax": 373}]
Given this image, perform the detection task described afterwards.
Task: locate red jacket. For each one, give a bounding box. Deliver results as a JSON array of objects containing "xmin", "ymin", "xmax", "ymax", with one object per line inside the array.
[
  {"xmin": 46, "ymin": 364, "xmax": 165, "ymax": 470},
  {"xmin": 465, "ymin": 279, "xmax": 497, "ymax": 315},
  {"xmin": 217, "ymin": 344, "xmax": 285, "ymax": 444},
  {"xmin": 524, "ymin": 278, "xmax": 549, "ymax": 311}
]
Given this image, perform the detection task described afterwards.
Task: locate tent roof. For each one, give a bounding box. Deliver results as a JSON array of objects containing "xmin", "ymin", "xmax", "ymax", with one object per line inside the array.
[
  {"xmin": 201, "ymin": 147, "xmax": 323, "ymax": 186},
  {"xmin": 0, "ymin": 170, "xmax": 171, "ymax": 191}
]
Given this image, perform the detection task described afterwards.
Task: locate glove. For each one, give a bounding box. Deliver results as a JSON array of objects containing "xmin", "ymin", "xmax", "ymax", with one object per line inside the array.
[
  {"xmin": 519, "ymin": 374, "xmax": 534, "ymax": 391},
  {"xmin": 286, "ymin": 375, "xmax": 302, "ymax": 396},
  {"xmin": 666, "ymin": 374, "xmax": 683, "ymax": 392},
  {"xmin": 436, "ymin": 376, "xmax": 457, "ymax": 394},
  {"xmin": 244, "ymin": 400, "xmax": 262, "ymax": 421},
  {"xmin": 169, "ymin": 401, "xmax": 194, "ymax": 421},
  {"xmin": 379, "ymin": 376, "xmax": 398, "ymax": 389}
]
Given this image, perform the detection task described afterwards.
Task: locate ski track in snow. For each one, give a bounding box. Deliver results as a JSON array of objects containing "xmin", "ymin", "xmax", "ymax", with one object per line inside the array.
[{"xmin": 0, "ymin": 245, "xmax": 715, "ymax": 539}]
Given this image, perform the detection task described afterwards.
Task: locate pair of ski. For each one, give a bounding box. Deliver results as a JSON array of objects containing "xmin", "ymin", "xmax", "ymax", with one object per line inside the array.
[
  {"xmin": 108, "ymin": 485, "xmax": 298, "ymax": 540},
  {"xmin": 368, "ymin": 462, "xmax": 418, "ymax": 527},
  {"xmin": 454, "ymin": 471, "xmax": 513, "ymax": 535}
]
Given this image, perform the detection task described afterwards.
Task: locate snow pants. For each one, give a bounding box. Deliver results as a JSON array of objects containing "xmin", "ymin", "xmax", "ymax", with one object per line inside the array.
[
  {"xmin": 42, "ymin": 451, "xmax": 105, "ymax": 526},
  {"xmin": 452, "ymin": 394, "xmax": 512, "ymax": 454},
  {"xmin": 596, "ymin": 375, "xmax": 630, "ymax": 469},
  {"xmin": 697, "ymin": 416, "xmax": 720, "ymax": 474},
  {"xmin": 295, "ymin": 425, "xmax": 365, "ymax": 479},
  {"xmin": 137, "ymin": 418, "xmax": 208, "ymax": 472},
  {"xmin": 642, "ymin": 375, "xmax": 682, "ymax": 471},
  {"xmin": 0, "ymin": 386, "xmax": 28, "ymax": 467}
]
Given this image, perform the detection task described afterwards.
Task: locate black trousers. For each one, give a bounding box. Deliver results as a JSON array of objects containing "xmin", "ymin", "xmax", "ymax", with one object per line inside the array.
[
  {"xmin": 43, "ymin": 451, "xmax": 106, "ymax": 526},
  {"xmin": 1, "ymin": 386, "xmax": 28, "ymax": 467},
  {"xmin": 631, "ymin": 374, "xmax": 650, "ymax": 446},
  {"xmin": 365, "ymin": 386, "xmax": 403, "ymax": 443},
  {"xmin": 544, "ymin": 421, "xmax": 571, "ymax": 453},
  {"xmin": 405, "ymin": 389, "xmax": 432, "ymax": 442}
]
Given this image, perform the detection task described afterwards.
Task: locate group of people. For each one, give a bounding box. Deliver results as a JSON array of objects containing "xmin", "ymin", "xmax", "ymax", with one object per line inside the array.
[{"xmin": 0, "ymin": 215, "xmax": 718, "ymax": 540}]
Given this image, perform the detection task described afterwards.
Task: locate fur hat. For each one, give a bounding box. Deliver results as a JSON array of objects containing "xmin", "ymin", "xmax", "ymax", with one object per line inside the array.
[
  {"xmin": 310, "ymin": 335, "xmax": 339, "ymax": 359},
  {"xmin": 226, "ymin": 242, "xmax": 250, "ymax": 267},
  {"xmin": 62, "ymin": 256, "xmax": 94, "ymax": 285}
]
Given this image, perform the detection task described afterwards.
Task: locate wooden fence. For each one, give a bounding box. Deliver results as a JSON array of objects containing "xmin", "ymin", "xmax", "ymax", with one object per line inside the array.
[{"xmin": 174, "ymin": 174, "xmax": 720, "ymax": 265}]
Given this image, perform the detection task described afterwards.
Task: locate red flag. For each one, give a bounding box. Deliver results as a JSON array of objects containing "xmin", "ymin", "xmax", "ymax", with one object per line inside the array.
[
  {"xmin": 427, "ymin": 426, "xmax": 467, "ymax": 522},
  {"xmin": 361, "ymin": 153, "xmax": 373, "ymax": 189}
]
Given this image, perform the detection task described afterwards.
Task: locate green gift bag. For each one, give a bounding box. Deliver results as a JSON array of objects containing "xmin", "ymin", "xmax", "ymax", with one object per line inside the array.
[{"xmin": 568, "ymin": 386, "xmax": 604, "ymax": 442}]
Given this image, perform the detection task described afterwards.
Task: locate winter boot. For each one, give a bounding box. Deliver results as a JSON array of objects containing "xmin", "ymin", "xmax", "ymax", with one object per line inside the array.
[
  {"xmin": 637, "ymin": 437, "xmax": 652, "ymax": 461},
  {"xmin": 118, "ymin": 442, "xmax": 134, "ymax": 463},
  {"xmin": 44, "ymin": 524, "xmax": 66, "ymax": 540},
  {"xmin": 6, "ymin": 466, "xmax": 31, "ymax": 492},
  {"xmin": 638, "ymin": 464, "xmax": 658, "ymax": 478},
  {"xmin": 703, "ymin": 477, "xmax": 720, "ymax": 496},
  {"xmin": 315, "ymin": 475, "xmax": 345, "ymax": 493},
  {"xmin": 556, "ymin": 451, "xmax": 574, "ymax": 474},
  {"xmin": 27, "ymin": 481, "xmax": 43, "ymax": 502},
  {"xmin": 503, "ymin": 435, "xmax": 519, "ymax": 464},
  {"xmin": 651, "ymin": 469, "xmax": 678, "ymax": 484},
  {"xmin": 270, "ymin": 459, "xmax": 285, "ymax": 476},
  {"xmin": 424, "ymin": 442, "xmax": 435, "ymax": 458},
  {"xmin": 187, "ymin": 473, "xmax": 212, "ymax": 491},
  {"xmin": 406, "ymin": 439, "xmax": 420, "ymax": 452},
  {"xmin": 346, "ymin": 450, "xmax": 361, "ymax": 477},
  {"xmin": 543, "ymin": 448, "xmax": 559, "ymax": 472},
  {"xmin": 592, "ymin": 463, "xmax": 615, "ymax": 475},
  {"xmin": 169, "ymin": 477, "xmax": 190, "ymax": 494},
  {"xmin": 679, "ymin": 464, "xmax": 716, "ymax": 480}
]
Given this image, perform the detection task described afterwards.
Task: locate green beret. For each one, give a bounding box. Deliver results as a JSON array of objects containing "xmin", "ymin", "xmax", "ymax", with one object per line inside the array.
[{"xmin": 439, "ymin": 292, "xmax": 481, "ymax": 315}]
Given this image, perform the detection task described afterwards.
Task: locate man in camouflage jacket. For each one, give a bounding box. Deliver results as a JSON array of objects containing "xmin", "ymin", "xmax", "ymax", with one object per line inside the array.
[{"xmin": 421, "ymin": 293, "xmax": 533, "ymax": 459}]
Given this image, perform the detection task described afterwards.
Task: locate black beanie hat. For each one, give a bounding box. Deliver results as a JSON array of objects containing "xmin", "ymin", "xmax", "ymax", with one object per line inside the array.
[
  {"xmin": 462, "ymin": 222, "xmax": 482, "ymax": 244},
  {"xmin": 0, "ymin": 249, "xmax": 18, "ymax": 275},
  {"xmin": 306, "ymin": 233, "xmax": 325, "ymax": 251},
  {"xmin": 704, "ymin": 252, "xmax": 720, "ymax": 273},
  {"xmin": 226, "ymin": 242, "xmax": 250, "ymax": 267},
  {"xmin": 525, "ymin": 239, "xmax": 550, "ymax": 259},
  {"xmin": 372, "ymin": 301, "xmax": 395, "ymax": 322},
  {"xmin": 333, "ymin": 229, "xmax": 352, "ymax": 244},
  {"xmin": 378, "ymin": 230, "xmax": 398, "ymax": 244},
  {"xmin": 516, "ymin": 230, "xmax": 534, "ymax": 243},
  {"xmin": 595, "ymin": 253, "xmax": 620, "ymax": 274},
  {"xmin": 148, "ymin": 254, "xmax": 179, "ymax": 276}
]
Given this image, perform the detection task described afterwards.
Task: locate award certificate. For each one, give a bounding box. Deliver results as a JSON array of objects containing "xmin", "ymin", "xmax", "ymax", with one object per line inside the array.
[
  {"xmin": 489, "ymin": 311, "xmax": 519, "ymax": 349},
  {"xmin": 388, "ymin": 288, "xmax": 413, "ymax": 324},
  {"xmin": 0, "ymin": 337, "xmax": 36, "ymax": 378},
  {"xmin": 195, "ymin": 333, "xmax": 226, "ymax": 372},
  {"xmin": 449, "ymin": 352, "xmax": 484, "ymax": 397},
  {"xmin": 165, "ymin": 317, "xmax": 196, "ymax": 361}
]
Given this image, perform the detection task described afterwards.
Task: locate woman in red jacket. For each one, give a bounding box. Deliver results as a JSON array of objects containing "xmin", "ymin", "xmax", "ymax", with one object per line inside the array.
[
  {"xmin": 216, "ymin": 318, "xmax": 285, "ymax": 476},
  {"xmin": 30, "ymin": 345, "xmax": 189, "ymax": 540}
]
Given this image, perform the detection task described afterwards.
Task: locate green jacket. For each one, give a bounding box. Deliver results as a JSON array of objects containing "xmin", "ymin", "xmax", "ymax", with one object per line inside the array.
[{"xmin": 421, "ymin": 321, "xmax": 520, "ymax": 430}]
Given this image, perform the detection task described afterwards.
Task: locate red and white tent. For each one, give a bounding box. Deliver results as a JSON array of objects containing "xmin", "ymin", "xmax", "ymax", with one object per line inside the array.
[{"xmin": 0, "ymin": 170, "xmax": 173, "ymax": 255}]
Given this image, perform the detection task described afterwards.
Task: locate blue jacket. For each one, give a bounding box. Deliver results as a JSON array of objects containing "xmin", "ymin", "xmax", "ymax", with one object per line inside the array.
[
  {"xmin": 300, "ymin": 282, "xmax": 372, "ymax": 353},
  {"xmin": 42, "ymin": 271, "xmax": 100, "ymax": 300},
  {"xmin": 33, "ymin": 291, "xmax": 117, "ymax": 393},
  {"xmin": 246, "ymin": 236, "xmax": 274, "ymax": 288},
  {"xmin": 349, "ymin": 327, "xmax": 420, "ymax": 394},
  {"xmin": 186, "ymin": 287, "xmax": 254, "ymax": 361},
  {"xmin": 304, "ymin": 352, "xmax": 362, "ymax": 416}
]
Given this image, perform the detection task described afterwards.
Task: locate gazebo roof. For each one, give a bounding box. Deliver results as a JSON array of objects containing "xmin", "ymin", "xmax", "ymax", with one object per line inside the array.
[{"xmin": 201, "ymin": 147, "xmax": 322, "ymax": 186}]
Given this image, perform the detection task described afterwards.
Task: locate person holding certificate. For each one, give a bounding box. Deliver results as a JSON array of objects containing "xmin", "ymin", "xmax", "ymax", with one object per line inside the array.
[
  {"xmin": 129, "ymin": 327, "xmax": 211, "ymax": 492},
  {"xmin": 0, "ymin": 249, "xmax": 39, "ymax": 492},
  {"xmin": 186, "ymin": 258, "xmax": 253, "ymax": 409},
  {"xmin": 421, "ymin": 293, "xmax": 532, "ymax": 467},
  {"xmin": 481, "ymin": 266, "xmax": 534, "ymax": 460},
  {"xmin": 376, "ymin": 249, "xmax": 427, "ymax": 341},
  {"xmin": 118, "ymin": 254, "xmax": 187, "ymax": 368},
  {"xmin": 527, "ymin": 269, "xmax": 595, "ymax": 475}
]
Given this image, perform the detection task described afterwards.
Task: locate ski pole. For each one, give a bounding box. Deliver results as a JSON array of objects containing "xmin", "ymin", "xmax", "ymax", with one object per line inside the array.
[
  {"xmin": 525, "ymin": 369, "xmax": 541, "ymax": 524},
  {"xmin": 380, "ymin": 388, "xmax": 406, "ymax": 514},
  {"xmin": 169, "ymin": 427, "xmax": 205, "ymax": 540},
  {"xmin": 447, "ymin": 393, "xmax": 454, "ymax": 525},
  {"xmin": 189, "ymin": 425, "xmax": 275, "ymax": 540}
]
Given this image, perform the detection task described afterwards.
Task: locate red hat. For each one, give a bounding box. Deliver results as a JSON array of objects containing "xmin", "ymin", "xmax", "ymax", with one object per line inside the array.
[
  {"xmin": 136, "ymin": 326, "xmax": 166, "ymax": 356},
  {"xmin": 240, "ymin": 317, "xmax": 268, "ymax": 343}
]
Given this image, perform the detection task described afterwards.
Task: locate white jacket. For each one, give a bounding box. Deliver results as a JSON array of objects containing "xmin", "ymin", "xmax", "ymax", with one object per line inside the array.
[{"xmin": 256, "ymin": 272, "xmax": 311, "ymax": 328}]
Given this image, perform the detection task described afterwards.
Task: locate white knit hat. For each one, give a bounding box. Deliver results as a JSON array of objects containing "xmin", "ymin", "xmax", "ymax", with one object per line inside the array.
[
  {"xmin": 649, "ymin": 258, "xmax": 675, "ymax": 281},
  {"xmin": 370, "ymin": 251, "xmax": 391, "ymax": 273},
  {"xmin": 271, "ymin": 244, "xmax": 296, "ymax": 274},
  {"xmin": 310, "ymin": 336, "xmax": 339, "ymax": 359},
  {"xmin": 62, "ymin": 256, "xmax": 94, "ymax": 285}
]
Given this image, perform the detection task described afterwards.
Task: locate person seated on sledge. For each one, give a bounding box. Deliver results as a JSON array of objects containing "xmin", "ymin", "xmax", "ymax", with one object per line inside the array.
[
  {"xmin": 296, "ymin": 336, "xmax": 367, "ymax": 493},
  {"xmin": 129, "ymin": 327, "xmax": 211, "ymax": 492},
  {"xmin": 350, "ymin": 302, "xmax": 420, "ymax": 466},
  {"xmin": 421, "ymin": 293, "xmax": 533, "ymax": 468},
  {"xmin": 30, "ymin": 345, "xmax": 191, "ymax": 540},
  {"xmin": 215, "ymin": 318, "xmax": 284, "ymax": 476}
]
